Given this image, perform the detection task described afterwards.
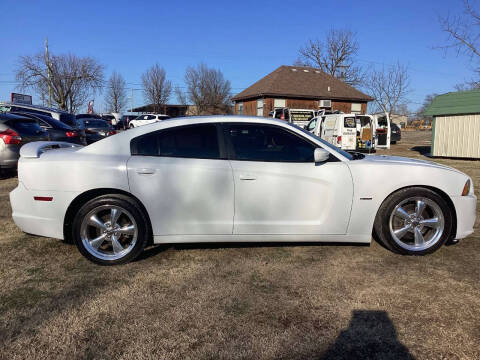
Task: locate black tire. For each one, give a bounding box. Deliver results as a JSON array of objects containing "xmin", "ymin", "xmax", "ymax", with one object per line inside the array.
[
  {"xmin": 374, "ymin": 187, "xmax": 453, "ymax": 255},
  {"xmin": 73, "ymin": 194, "xmax": 150, "ymax": 265}
]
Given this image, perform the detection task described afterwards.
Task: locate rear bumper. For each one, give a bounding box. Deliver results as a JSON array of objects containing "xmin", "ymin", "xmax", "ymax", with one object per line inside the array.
[
  {"xmin": 451, "ymin": 195, "xmax": 477, "ymax": 239},
  {"xmin": 10, "ymin": 182, "xmax": 78, "ymax": 239},
  {"xmin": 0, "ymin": 144, "xmax": 20, "ymax": 168}
]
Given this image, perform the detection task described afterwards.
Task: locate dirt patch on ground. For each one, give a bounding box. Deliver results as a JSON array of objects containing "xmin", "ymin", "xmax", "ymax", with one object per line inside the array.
[{"xmin": 0, "ymin": 131, "xmax": 478, "ymax": 359}]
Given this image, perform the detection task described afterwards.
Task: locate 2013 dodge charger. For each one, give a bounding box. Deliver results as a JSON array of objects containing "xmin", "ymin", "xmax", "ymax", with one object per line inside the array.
[{"xmin": 10, "ymin": 116, "xmax": 476, "ymax": 265}]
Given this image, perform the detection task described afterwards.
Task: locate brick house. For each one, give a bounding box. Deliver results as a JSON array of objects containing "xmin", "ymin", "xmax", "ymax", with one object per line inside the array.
[{"xmin": 232, "ymin": 65, "xmax": 373, "ymax": 117}]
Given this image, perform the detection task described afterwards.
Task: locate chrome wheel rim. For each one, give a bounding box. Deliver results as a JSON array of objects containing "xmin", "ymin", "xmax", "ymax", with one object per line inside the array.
[
  {"xmin": 389, "ymin": 197, "xmax": 444, "ymax": 252},
  {"xmin": 80, "ymin": 205, "xmax": 138, "ymax": 260}
]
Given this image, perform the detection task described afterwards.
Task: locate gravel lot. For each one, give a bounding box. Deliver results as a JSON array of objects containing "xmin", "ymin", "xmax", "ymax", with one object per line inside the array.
[{"xmin": 0, "ymin": 130, "xmax": 478, "ymax": 360}]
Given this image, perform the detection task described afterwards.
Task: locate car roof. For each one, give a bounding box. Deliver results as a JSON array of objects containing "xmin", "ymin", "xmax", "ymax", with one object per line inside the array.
[
  {"xmin": 0, "ymin": 101, "xmax": 70, "ymax": 114},
  {"xmin": 0, "ymin": 112, "xmax": 34, "ymax": 122},
  {"xmin": 80, "ymin": 115, "xmax": 304, "ymax": 154}
]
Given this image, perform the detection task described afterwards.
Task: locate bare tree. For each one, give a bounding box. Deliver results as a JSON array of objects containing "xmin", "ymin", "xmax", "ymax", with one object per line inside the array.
[
  {"xmin": 175, "ymin": 85, "xmax": 187, "ymax": 105},
  {"xmin": 16, "ymin": 52, "xmax": 104, "ymax": 113},
  {"xmin": 297, "ymin": 29, "xmax": 364, "ymax": 86},
  {"xmin": 181, "ymin": 63, "xmax": 232, "ymax": 115},
  {"xmin": 414, "ymin": 93, "xmax": 438, "ymax": 125},
  {"xmin": 439, "ymin": 0, "xmax": 480, "ymax": 89},
  {"xmin": 105, "ymin": 71, "xmax": 127, "ymax": 113},
  {"xmin": 364, "ymin": 63, "xmax": 410, "ymax": 118},
  {"xmin": 141, "ymin": 64, "xmax": 172, "ymax": 113}
]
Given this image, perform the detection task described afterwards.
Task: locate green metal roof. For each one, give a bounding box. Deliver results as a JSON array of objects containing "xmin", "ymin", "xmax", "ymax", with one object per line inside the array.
[{"xmin": 424, "ymin": 89, "xmax": 480, "ymax": 116}]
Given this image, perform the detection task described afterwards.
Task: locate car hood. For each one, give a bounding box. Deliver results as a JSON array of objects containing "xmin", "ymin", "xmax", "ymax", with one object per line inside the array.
[{"xmin": 360, "ymin": 154, "xmax": 463, "ymax": 174}]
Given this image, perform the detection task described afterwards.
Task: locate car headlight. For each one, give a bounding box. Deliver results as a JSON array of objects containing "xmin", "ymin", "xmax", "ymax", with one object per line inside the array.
[{"xmin": 462, "ymin": 179, "xmax": 471, "ymax": 196}]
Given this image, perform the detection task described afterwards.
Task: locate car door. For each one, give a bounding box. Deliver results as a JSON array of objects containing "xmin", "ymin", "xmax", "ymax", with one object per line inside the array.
[
  {"xmin": 224, "ymin": 123, "xmax": 353, "ymax": 235},
  {"xmin": 374, "ymin": 113, "xmax": 391, "ymax": 149},
  {"xmin": 127, "ymin": 123, "xmax": 234, "ymax": 236}
]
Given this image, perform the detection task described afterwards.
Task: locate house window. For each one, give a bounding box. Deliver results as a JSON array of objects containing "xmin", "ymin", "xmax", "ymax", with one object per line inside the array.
[
  {"xmin": 238, "ymin": 102, "xmax": 243, "ymax": 115},
  {"xmin": 256, "ymin": 99, "xmax": 263, "ymax": 116},
  {"xmin": 351, "ymin": 103, "xmax": 362, "ymax": 113},
  {"xmin": 274, "ymin": 99, "xmax": 286, "ymax": 108}
]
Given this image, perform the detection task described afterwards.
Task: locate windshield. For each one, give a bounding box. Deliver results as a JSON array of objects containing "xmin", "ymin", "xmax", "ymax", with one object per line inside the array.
[{"xmin": 286, "ymin": 122, "xmax": 353, "ymax": 160}]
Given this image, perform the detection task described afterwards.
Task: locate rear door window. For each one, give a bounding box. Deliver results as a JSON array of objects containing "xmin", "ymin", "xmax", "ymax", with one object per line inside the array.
[{"xmin": 131, "ymin": 124, "xmax": 220, "ymax": 159}]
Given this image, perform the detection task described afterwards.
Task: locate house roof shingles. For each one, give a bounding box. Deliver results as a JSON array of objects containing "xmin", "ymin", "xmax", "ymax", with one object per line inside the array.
[
  {"xmin": 232, "ymin": 65, "xmax": 373, "ymax": 102},
  {"xmin": 424, "ymin": 89, "xmax": 480, "ymax": 116}
]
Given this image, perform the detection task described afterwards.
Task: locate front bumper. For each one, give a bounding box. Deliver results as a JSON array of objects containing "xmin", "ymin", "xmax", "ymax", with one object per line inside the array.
[
  {"xmin": 451, "ymin": 194, "xmax": 477, "ymax": 239},
  {"xmin": 10, "ymin": 182, "xmax": 78, "ymax": 239}
]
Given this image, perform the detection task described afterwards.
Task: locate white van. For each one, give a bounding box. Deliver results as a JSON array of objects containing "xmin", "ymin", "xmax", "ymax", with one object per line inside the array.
[{"xmin": 305, "ymin": 113, "xmax": 390, "ymax": 151}]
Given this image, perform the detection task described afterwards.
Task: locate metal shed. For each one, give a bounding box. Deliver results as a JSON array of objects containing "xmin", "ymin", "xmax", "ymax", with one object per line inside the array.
[{"xmin": 424, "ymin": 90, "xmax": 480, "ymax": 159}]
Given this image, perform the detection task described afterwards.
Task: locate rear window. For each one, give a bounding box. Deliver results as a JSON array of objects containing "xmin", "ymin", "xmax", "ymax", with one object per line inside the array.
[
  {"xmin": 60, "ymin": 113, "xmax": 77, "ymax": 127},
  {"xmin": 290, "ymin": 111, "xmax": 315, "ymax": 122},
  {"xmin": 7, "ymin": 119, "xmax": 44, "ymax": 135},
  {"xmin": 84, "ymin": 119, "xmax": 108, "ymax": 127}
]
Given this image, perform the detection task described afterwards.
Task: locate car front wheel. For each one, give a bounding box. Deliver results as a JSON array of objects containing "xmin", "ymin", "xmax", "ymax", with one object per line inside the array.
[
  {"xmin": 73, "ymin": 194, "xmax": 150, "ymax": 265},
  {"xmin": 374, "ymin": 187, "xmax": 453, "ymax": 255}
]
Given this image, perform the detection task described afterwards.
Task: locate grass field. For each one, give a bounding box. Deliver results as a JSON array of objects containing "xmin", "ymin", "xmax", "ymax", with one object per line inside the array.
[{"xmin": 0, "ymin": 131, "xmax": 479, "ymax": 359}]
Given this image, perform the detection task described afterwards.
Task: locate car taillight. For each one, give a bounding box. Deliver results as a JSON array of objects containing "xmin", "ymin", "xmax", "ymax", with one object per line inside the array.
[
  {"xmin": 337, "ymin": 136, "xmax": 342, "ymax": 144},
  {"xmin": 66, "ymin": 131, "xmax": 77, "ymax": 137},
  {"xmin": 108, "ymin": 130, "xmax": 116, "ymax": 136},
  {"xmin": 0, "ymin": 129, "xmax": 22, "ymax": 145}
]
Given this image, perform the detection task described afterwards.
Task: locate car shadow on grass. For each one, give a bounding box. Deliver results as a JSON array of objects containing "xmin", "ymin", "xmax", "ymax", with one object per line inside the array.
[
  {"xmin": 136, "ymin": 241, "xmax": 371, "ymax": 262},
  {"xmin": 410, "ymin": 146, "xmax": 431, "ymax": 157},
  {"xmin": 0, "ymin": 168, "xmax": 17, "ymax": 180},
  {"xmin": 320, "ymin": 310, "xmax": 414, "ymax": 360}
]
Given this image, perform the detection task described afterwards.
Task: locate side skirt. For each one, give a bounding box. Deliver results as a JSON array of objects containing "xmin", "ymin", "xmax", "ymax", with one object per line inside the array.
[{"xmin": 153, "ymin": 234, "xmax": 372, "ymax": 244}]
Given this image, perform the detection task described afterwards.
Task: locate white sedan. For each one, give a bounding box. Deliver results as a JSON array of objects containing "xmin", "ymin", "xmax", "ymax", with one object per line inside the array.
[
  {"xmin": 10, "ymin": 116, "xmax": 476, "ymax": 265},
  {"xmin": 128, "ymin": 114, "xmax": 169, "ymax": 128}
]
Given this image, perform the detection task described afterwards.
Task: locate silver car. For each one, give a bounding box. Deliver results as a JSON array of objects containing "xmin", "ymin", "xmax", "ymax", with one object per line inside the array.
[{"xmin": 0, "ymin": 113, "xmax": 49, "ymax": 169}]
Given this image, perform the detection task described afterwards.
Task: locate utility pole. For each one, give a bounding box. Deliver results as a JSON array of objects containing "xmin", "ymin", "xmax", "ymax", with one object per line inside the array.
[
  {"xmin": 45, "ymin": 38, "xmax": 52, "ymax": 107},
  {"xmin": 130, "ymin": 88, "xmax": 134, "ymax": 112}
]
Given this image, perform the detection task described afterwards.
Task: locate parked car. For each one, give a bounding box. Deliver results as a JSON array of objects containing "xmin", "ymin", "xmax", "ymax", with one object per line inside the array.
[
  {"xmin": 79, "ymin": 118, "xmax": 116, "ymax": 144},
  {"xmin": 390, "ymin": 123, "xmax": 401, "ymax": 144},
  {"xmin": 128, "ymin": 114, "xmax": 170, "ymax": 128},
  {"xmin": 13, "ymin": 112, "xmax": 85, "ymax": 145},
  {"xmin": 10, "ymin": 116, "xmax": 476, "ymax": 265},
  {"xmin": 0, "ymin": 113, "xmax": 49, "ymax": 169},
  {"xmin": 0, "ymin": 102, "xmax": 77, "ymax": 126},
  {"xmin": 0, "ymin": 102, "xmax": 86, "ymax": 142}
]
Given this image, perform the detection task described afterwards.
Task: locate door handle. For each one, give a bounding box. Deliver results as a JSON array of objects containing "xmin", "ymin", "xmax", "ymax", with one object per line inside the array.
[
  {"xmin": 239, "ymin": 174, "xmax": 257, "ymax": 181},
  {"xmin": 136, "ymin": 168, "xmax": 156, "ymax": 175}
]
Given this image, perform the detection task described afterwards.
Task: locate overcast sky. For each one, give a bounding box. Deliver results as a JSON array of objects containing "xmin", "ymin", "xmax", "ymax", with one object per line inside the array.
[{"xmin": 1, "ymin": 0, "xmax": 477, "ymax": 113}]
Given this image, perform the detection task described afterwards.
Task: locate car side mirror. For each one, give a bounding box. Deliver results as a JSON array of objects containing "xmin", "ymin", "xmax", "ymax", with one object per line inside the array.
[{"xmin": 314, "ymin": 148, "xmax": 330, "ymax": 163}]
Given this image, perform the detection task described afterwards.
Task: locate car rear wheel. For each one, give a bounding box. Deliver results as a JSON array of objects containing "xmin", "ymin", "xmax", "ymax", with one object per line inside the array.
[
  {"xmin": 73, "ymin": 195, "xmax": 150, "ymax": 265},
  {"xmin": 374, "ymin": 187, "xmax": 453, "ymax": 255},
  {"xmin": 129, "ymin": 124, "xmax": 135, "ymax": 129}
]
